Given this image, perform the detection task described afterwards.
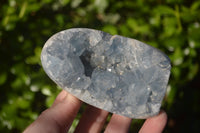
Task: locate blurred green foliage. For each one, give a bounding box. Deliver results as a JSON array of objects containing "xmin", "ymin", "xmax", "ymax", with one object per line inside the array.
[{"xmin": 0, "ymin": 0, "xmax": 200, "ymax": 132}]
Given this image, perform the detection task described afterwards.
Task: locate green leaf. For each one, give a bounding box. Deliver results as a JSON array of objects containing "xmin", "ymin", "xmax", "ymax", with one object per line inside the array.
[
  {"xmin": 60, "ymin": 0, "xmax": 70, "ymax": 6},
  {"xmin": 149, "ymin": 14, "xmax": 161, "ymax": 27},
  {"xmin": 171, "ymin": 47, "xmax": 183, "ymax": 66},
  {"xmin": 19, "ymin": 2, "xmax": 27, "ymax": 18},
  {"xmin": 102, "ymin": 25, "xmax": 118, "ymax": 35},
  {"xmin": 163, "ymin": 35, "xmax": 185, "ymax": 49},
  {"xmin": 188, "ymin": 64, "xmax": 199, "ymax": 80},
  {"xmin": 166, "ymin": 85, "xmax": 177, "ymax": 108},
  {"xmin": 126, "ymin": 18, "xmax": 150, "ymax": 35},
  {"xmin": 68, "ymin": 117, "xmax": 79, "ymax": 133},
  {"xmin": 17, "ymin": 97, "xmax": 30, "ymax": 109},
  {"xmin": 100, "ymin": 13, "xmax": 120, "ymax": 24},
  {"xmin": 0, "ymin": 72, "xmax": 7, "ymax": 85},
  {"xmin": 71, "ymin": 0, "xmax": 82, "ymax": 8},
  {"xmin": 162, "ymin": 17, "xmax": 177, "ymax": 37},
  {"xmin": 26, "ymin": 47, "xmax": 42, "ymax": 64},
  {"xmin": 154, "ymin": 5, "xmax": 175, "ymax": 16},
  {"xmin": 188, "ymin": 24, "xmax": 200, "ymax": 46},
  {"xmin": 2, "ymin": 16, "xmax": 10, "ymax": 26},
  {"xmin": 41, "ymin": 86, "xmax": 52, "ymax": 96},
  {"xmin": 94, "ymin": 0, "xmax": 108, "ymax": 13},
  {"xmin": 171, "ymin": 66, "xmax": 181, "ymax": 79},
  {"xmin": 191, "ymin": 1, "xmax": 200, "ymax": 11},
  {"xmin": 45, "ymin": 95, "xmax": 56, "ymax": 107}
]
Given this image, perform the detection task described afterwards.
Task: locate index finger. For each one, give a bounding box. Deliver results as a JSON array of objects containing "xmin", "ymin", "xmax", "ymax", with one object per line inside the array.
[{"xmin": 23, "ymin": 90, "xmax": 82, "ymax": 133}]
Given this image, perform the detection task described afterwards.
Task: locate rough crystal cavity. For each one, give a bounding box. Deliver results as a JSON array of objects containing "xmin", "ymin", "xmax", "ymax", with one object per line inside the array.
[{"xmin": 41, "ymin": 28, "xmax": 171, "ymax": 119}]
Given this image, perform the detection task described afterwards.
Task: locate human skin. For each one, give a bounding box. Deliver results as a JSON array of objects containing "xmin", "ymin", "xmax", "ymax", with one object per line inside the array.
[{"xmin": 23, "ymin": 90, "xmax": 167, "ymax": 133}]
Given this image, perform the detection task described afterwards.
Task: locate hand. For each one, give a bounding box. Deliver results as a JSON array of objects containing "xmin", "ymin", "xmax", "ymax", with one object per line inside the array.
[{"xmin": 23, "ymin": 90, "xmax": 167, "ymax": 133}]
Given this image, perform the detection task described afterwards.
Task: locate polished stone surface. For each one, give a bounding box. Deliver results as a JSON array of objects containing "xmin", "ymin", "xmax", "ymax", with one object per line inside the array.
[{"xmin": 41, "ymin": 28, "xmax": 171, "ymax": 119}]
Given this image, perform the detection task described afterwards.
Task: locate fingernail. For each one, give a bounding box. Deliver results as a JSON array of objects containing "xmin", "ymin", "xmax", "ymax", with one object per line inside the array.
[
  {"xmin": 57, "ymin": 90, "xmax": 68, "ymax": 101},
  {"xmin": 52, "ymin": 90, "xmax": 68, "ymax": 107}
]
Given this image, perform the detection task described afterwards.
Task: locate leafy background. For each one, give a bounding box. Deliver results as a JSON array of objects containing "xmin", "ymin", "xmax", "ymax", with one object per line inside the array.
[{"xmin": 0, "ymin": 0, "xmax": 200, "ymax": 132}]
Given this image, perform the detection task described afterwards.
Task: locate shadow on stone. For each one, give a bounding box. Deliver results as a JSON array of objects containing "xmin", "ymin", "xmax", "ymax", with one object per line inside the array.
[{"xmin": 80, "ymin": 50, "xmax": 94, "ymax": 77}]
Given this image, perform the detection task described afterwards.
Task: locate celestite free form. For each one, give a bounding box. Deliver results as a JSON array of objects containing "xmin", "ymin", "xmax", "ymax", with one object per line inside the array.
[{"xmin": 41, "ymin": 28, "xmax": 171, "ymax": 119}]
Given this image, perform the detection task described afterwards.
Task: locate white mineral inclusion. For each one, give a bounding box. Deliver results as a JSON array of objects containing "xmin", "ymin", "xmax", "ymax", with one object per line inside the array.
[{"xmin": 41, "ymin": 28, "xmax": 171, "ymax": 119}]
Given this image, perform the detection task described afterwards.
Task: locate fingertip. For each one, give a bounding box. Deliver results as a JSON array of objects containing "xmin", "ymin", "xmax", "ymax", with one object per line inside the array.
[
  {"xmin": 53, "ymin": 90, "xmax": 82, "ymax": 107},
  {"xmin": 52, "ymin": 90, "xmax": 68, "ymax": 106},
  {"xmin": 139, "ymin": 110, "xmax": 167, "ymax": 133},
  {"xmin": 158, "ymin": 110, "xmax": 167, "ymax": 122},
  {"xmin": 74, "ymin": 106, "xmax": 109, "ymax": 133},
  {"xmin": 104, "ymin": 114, "xmax": 132, "ymax": 133},
  {"xmin": 49, "ymin": 92, "xmax": 82, "ymax": 129}
]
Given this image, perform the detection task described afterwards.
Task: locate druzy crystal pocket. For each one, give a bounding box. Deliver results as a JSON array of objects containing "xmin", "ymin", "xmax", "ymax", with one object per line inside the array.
[{"xmin": 41, "ymin": 28, "xmax": 171, "ymax": 119}]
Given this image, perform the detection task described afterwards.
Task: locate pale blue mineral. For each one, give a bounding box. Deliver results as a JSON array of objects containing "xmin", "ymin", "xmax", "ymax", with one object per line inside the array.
[{"xmin": 41, "ymin": 28, "xmax": 171, "ymax": 119}]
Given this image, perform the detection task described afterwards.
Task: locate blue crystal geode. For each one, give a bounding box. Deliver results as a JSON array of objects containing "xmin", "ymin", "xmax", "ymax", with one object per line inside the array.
[{"xmin": 41, "ymin": 28, "xmax": 171, "ymax": 119}]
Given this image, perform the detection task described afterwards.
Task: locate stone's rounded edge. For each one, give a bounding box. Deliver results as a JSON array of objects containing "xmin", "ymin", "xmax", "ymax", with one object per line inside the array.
[
  {"xmin": 40, "ymin": 40, "xmax": 53, "ymax": 85},
  {"xmin": 128, "ymin": 111, "xmax": 160, "ymax": 119},
  {"xmin": 140, "ymin": 39, "xmax": 170, "ymax": 60},
  {"xmin": 40, "ymin": 42, "xmax": 62, "ymax": 89},
  {"xmin": 108, "ymin": 34, "xmax": 171, "ymax": 71},
  {"xmin": 40, "ymin": 30, "xmax": 63, "ymax": 83},
  {"xmin": 40, "ymin": 31, "xmax": 62, "ymax": 87},
  {"xmin": 40, "ymin": 28, "xmax": 105, "ymax": 88},
  {"xmin": 119, "ymin": 103, "xmax": 161, "ymax": 119},
  {"xmin": 64, "ymin": 86, "xmax": 160, "ymax": 119},
  {"xmin": 132, "ymin": 38, "xmax": 171, "ymax": 65},
  {"xmin": 111, "ymin": 36, "xmax": 171, "ymax": 119}
]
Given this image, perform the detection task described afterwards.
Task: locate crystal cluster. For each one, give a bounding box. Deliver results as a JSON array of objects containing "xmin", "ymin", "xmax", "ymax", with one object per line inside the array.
[{"xmin": 41, "ymin": 28, "xmax": 171, "ymax": 118}]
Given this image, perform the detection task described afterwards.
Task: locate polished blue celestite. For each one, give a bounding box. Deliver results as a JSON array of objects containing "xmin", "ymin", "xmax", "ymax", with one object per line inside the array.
[{"xmin": 41, "ymin": 28, "xmax": 171, "ymax": 119}]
